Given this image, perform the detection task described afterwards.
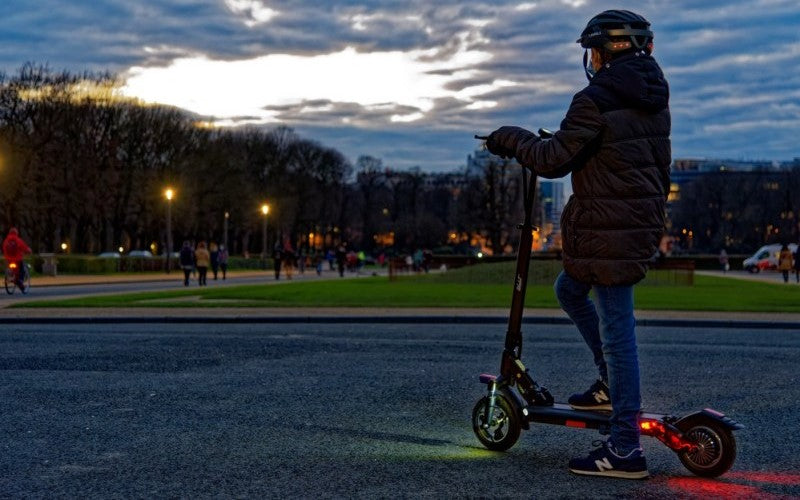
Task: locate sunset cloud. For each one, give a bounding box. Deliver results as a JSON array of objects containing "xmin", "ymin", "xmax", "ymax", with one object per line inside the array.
[{"xmin": 1, "ymin": 0, "xmax": 798, "ymax": 170}]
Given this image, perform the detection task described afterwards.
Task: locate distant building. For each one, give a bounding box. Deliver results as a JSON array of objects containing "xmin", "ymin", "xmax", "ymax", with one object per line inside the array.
[
  {"xmin": 669, "ymin": 158, "xmax": 786, "ymax": 202},
  {"xmin": 539, "ymin": 180, "xmax": 565, "ymax": 249},
  {"xmin": 465, "ymin": 148, "xmax": 500, "ymax": 178}
]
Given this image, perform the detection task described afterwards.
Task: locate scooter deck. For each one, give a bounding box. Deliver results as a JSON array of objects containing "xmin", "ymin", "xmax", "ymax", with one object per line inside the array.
[{"xmin": 523, "ymin": 403, "xmax": 668, "ymax": 431}]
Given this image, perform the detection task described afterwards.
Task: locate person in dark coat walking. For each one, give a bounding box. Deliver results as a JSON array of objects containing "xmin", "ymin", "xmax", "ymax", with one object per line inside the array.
[
  {"xmin": 209, "ymin": 241, "xmax": 220, "ymax": 280},
  {"xmin": 485, "ymin": 10, "xmax": 669, "ymax": 479},
  {"xmin": 335, "ymin": 244, "xmax": 346, "ymax": 277},
  {"xmin": 179, "ymin": 241, "xmax": 194, "ymax": 286},
  {"xmin": 272, "ymin": 242, "xmax": 282, "ymax": 280},
  {"xmin": 218, "ymin": 244, "xmax": 229, "ymax": 280}
]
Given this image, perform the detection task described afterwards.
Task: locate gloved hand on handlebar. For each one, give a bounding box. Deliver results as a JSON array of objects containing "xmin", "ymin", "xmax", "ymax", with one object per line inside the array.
[{"xmin": 486, "ymin": 126, "xmax": 538, "ymax": 160}]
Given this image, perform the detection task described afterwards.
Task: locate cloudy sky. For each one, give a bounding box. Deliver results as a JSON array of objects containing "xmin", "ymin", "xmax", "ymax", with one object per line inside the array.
[{"xmin": 1, "ymin": 0, "xmax": 798, "ymax": 172}]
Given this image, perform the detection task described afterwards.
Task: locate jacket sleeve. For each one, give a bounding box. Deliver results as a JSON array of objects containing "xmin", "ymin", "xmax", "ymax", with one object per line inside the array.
[{"xmin": 514, "ymin": 92, "xmax": 605, "ymax": 179}]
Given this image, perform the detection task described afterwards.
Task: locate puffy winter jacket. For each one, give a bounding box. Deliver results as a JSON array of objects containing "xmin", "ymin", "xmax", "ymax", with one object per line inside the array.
[{"xmin": 514, "ymin": 51, "xmax": 671, "ymax": 285}]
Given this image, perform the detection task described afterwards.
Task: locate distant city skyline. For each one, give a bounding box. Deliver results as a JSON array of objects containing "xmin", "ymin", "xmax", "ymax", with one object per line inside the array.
[{"xmin": 1, "ymin": 1, "xmax": 798, "ymax": 171}]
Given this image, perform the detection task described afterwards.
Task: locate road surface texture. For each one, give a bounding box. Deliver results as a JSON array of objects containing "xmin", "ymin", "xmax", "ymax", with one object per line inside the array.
[{"xmin": 1, "ymin": 322, "xmax": 798, "ymax": 498}]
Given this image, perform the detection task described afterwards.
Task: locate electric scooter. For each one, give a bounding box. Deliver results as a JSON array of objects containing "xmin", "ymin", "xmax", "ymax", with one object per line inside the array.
[{"xmin": 471, "ymin": 132, "xmax": 742, "ymax": 478}]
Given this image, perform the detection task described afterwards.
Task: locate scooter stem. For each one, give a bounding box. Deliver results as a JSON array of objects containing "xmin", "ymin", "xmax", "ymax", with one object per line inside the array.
[{"xmin": 504, "ymin": 170, "xmax": 538, "ymax": 360}]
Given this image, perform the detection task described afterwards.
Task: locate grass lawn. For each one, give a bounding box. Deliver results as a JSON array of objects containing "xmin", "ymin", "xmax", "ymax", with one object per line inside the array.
[{"xmin": 14, "ymin": 264, "xmax": 800, "ymax": 312}]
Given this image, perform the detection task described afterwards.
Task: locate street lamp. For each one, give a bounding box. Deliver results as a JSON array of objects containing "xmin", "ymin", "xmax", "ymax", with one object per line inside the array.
[
  {"xmin": 165, "ymin": 187, "xmax": 174, "ymax": 273},
  {"xmin": 261, "ymin": 203, "xmax": 270, "ymax": 265},
  {"xmin": 224, "ymin": 211, "xmax": 230, "ymax": 250}
]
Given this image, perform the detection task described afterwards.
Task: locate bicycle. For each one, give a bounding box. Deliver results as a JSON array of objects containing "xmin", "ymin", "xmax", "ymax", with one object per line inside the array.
[{"xmin": 4, "ymin": 261, "xmax": 31, "ymax": 294}]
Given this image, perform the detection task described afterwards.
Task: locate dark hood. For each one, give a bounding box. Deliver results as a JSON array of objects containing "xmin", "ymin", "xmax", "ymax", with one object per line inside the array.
[{"xmin": 591, "ymin": 52, "xmax": 669, "ymax": 113}]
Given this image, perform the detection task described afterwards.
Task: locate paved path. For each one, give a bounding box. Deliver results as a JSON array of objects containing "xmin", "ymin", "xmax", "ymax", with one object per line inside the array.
[
  {"xmin": 24, "ymin": 268, "xmax": 363, "ymax": 288},
  {"xmin": 697, "ymin": 269, "xmax": 800, "ymax": 284}
]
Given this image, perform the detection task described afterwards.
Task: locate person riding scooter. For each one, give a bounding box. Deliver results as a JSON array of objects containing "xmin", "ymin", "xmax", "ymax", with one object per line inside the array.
[{"xmin": 485, "ymin": 9, "xmax": 670, "ymax": 479}]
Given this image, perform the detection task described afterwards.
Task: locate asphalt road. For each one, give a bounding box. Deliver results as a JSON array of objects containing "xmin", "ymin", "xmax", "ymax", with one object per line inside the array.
[{"xmin": 1, "ymin": 322, "xmax": 798, "ymax": 498}]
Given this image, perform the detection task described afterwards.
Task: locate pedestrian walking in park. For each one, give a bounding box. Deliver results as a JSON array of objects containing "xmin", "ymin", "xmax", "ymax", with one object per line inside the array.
[
  {"xmin": 272, "ymin": 242, "xmax": 282, "ymax": 280},
  {"xmin": 283, "ymin": 239, "xmax": 295, "ymax": 280},
  {"xmin": 778, "ymin": 244, "xmax": 793, "ymax": 283},
  {"xmin": 297, "ymin": 247, "xmax": 306, "ymax": 274},
  {"xmin": 718, "ymin": 249, "xmax": 729, "ymax": 273},
  {"xmin": 413, "ymin": 249, "xmax": 423, "ymax": 272},
  {"xmin": 195, "ymin": 241, "xmax": 210, "ymax": 286},
  {"xmin": 485, "ymin": 9, "xmax": 669, "ymax": 479},
  {"xmin": 794, "ymin": 245, "xmax": 800, "ymax": 283},
  {"xmin": 209, "ymin": 241, "xmax": 220, "ymax": 280},
  {"xmin": 179, "ymin": 241, "xmax": 194, "ymax": 286},
  {"xmin": 336, "ymin": 244, "xmax": 346, "ymax": 277},
  {"xmin": 314, "ymin": 249, "xmax": 323, "ymax": 276},
  {"xmin": 326, "ymin": 248, "xmax": 336, "ymax": 271},
  {"xmin": 218, "ymin": 244, "xmax": 229, "ymax": 280},
  {"xmin": 356, "ymin": 250, "xmax": 366, "ymax": 274},
  {"xmin": 423, "ymin": 249, "xmax": 433, "ymax": 273}
]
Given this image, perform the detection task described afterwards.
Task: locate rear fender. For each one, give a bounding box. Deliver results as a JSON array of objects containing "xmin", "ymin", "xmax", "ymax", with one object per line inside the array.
[{"xmin": 676, "ymin": 408, "xmax": 744, "ymax": 431}]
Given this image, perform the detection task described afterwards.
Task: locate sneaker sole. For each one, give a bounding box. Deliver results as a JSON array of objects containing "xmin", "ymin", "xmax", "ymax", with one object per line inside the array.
[
  {"xmin": 569, "ymin": 468, "xmax": 649, "ymax": 479},
  {"xmin": 569, "ymin": 403, "xmax": 612, "ymax": 411}
]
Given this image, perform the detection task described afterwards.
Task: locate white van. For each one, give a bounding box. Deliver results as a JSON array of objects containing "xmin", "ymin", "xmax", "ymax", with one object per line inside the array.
[{"xmin": 742, "ymin": 243, "xmax": 797, "ymax": 273}]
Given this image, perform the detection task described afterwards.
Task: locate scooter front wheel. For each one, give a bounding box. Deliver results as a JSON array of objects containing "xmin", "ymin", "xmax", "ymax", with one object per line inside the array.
[
  {"xmin": 472, "ymin": 392, "xmax": 521, "ymax": 451},
  {"xmin": 676, "ymin": 415, "xmax": 737, "ymax": 477}
]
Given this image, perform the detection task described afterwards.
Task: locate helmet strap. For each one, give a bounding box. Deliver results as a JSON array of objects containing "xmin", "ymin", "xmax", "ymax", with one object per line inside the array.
[{"xmin": 583, "ymin": 50, "xmax": 595, "ymax": 81}]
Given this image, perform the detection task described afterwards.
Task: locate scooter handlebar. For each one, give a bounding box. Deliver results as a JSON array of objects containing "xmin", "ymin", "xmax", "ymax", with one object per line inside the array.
[
  {"xmin": 474, "ymin": 133, "xmax": 538, "ymax": 172},
  {"xmin": 474, "ymin": 129, "xmax": 553, "ymax": 143}
]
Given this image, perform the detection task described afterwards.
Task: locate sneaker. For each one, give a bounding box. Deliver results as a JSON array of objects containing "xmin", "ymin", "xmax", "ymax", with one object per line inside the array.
[
  {"xmin": 569, "ymin": 440, "xmax": 649, "ymax": 479},
  {"xmin": 568, "ymin": 379, "xmax": 611, "ymax": 411}
]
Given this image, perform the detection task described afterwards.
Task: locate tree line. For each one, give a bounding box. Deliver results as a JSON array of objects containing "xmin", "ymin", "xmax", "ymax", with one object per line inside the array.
[
  {"xmin": 10, "ymin": 64, "xmax": 788, "ymax": 259},
  {"xmin": 0, "ymin": 65, "xmax": 527, "ymax": 257},
  {"xmin": 669, "ymin": 168, "xmax": 800, "ymax": 253}
]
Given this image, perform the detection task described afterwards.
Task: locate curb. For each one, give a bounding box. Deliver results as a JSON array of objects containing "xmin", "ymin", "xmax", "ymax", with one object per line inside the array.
[{"xmin": 0, "ymin": 315, "xmax": 797, "ymax": 329}]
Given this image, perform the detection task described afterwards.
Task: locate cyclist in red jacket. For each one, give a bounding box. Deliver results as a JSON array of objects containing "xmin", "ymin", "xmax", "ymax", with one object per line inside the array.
[{"xmin": 3, "ymin": 228, "xmax": 32, "ymax": 287}]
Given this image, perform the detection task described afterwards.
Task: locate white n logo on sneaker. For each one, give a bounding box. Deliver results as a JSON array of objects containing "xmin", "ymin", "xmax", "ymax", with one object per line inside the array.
[
  {"xmin": 595, "ymin": 458, "xmax": 614, "ymax": 472},
  {"xmin": 593, "ymin": 391, "xmax": 609, "ymax": 403}
]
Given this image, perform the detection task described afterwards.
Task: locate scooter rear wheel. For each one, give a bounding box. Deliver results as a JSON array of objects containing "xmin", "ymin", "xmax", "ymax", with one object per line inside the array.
[
  {"xmin": 676, "ymin": 415, "xmax": 737, "ymax": 477},
  {"xmin": 472, "ymin": 392, "xmax": 521, "ymax": 452}
]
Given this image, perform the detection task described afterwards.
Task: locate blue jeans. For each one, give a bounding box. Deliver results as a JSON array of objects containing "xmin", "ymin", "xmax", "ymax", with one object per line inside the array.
[{"xmin": 554, "ymin": 270, "xmax": 641, "ymax": 453}]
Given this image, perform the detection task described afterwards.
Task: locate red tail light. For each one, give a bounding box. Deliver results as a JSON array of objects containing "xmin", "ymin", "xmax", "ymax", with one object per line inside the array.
[{"xmin": 640, "ymin": 419, "xmax": 695, "ymax": 451}]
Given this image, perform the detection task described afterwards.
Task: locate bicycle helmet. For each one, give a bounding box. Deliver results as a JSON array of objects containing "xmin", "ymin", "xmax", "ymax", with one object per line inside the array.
[
  {"xmin": 577, "ymin": 10, "xmax": 654, "ymax": 80},
  {"xmin": 578, "ymin": 10, "xmax": 653, "ymax": 53}
]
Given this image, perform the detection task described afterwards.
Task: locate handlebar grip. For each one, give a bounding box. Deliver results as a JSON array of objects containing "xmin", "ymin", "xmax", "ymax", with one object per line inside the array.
[{"xmin": 474, "ymin": 135, "xmax": 489, "ymax": 140}]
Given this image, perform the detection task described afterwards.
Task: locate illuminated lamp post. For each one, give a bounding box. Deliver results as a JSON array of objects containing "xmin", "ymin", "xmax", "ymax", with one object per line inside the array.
[
  {"xmin": 224, "ymin": 211, "xmax": 230, "ymax": 251},
  {"xmin": 165, "ymin": 187, "xmax": 174, "ymax": 273},
  {"xmin": 261, "ymin": 203, "xmax": 270, "ymax": 267}
]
